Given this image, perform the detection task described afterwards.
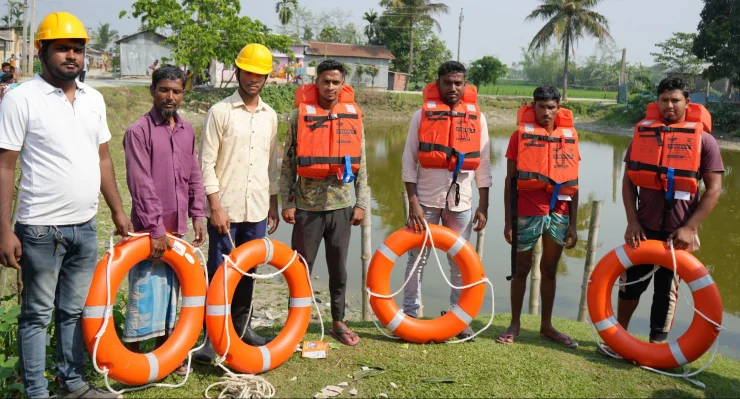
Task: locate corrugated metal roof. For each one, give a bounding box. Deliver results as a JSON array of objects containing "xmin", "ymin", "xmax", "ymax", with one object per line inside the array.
[
  {"xmin": 305, "ymin": 41, "xmax": 395, "ymax": 60},
  {"xmin": 115, "ymin": 30, "xmax": 168, "ymax": 44}
]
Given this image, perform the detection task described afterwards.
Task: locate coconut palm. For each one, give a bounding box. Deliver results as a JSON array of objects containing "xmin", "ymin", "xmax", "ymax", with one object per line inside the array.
[
  {"xmin": 91, "ymin": 23, "xmax": 120, "ymax": 53},
  {"xmin": 275, "ymin": 0, "xmax": 298, "ymax": 26},
  {"xmin": 363, "ymin": 9, "xmax": 380, "ymax": 43},
  {"xmin": 526, "ymin": 0, "xmax": 613, "ymax": 100},
  {"xmin": 379, "ymin": 0, "xmax": 449, "ymax": 89}
]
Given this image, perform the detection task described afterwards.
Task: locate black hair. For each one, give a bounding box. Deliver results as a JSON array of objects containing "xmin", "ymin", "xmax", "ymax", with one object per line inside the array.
[
  {"xmin": 1, "ymin": 62, "xmax": 9, "ymax": 68},
  {"xmin": 533, "ymin": 85, "xmax": 561, "ymax": 103},
  {"xmin": 657, "ymin": 76, "xmax": 690, "ymax": 99},
  {"xmin": 437, "ymin": 61, "xmax": 466, "ymax": 79},
  {"xmin": 1, "ymin": 74, "xmax": 13, "ymax": 83},
  {"xmin": 152, "ymin": 64, "xmax": 186, "ymax": 89},
  {"xmin": 317, "ymin": 59, "xmax": 344, "ymax": 78}
]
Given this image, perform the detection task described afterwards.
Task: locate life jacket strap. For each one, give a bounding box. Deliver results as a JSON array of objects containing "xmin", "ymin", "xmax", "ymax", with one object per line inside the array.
[
  {"xmin": 666, "ymin": 167, "xmax": 676, "ymax": 200},
  {"xmin": 304, "ymin": 113, "xmax": 359, "ymax": 130},
  {"xmin": 424, "ymin": 110, "xmax": 479, "ymax": 120},
  {"xmin": 521, "ymin": 133, "xmax": 576, "ymax": 144},
  {"xmin": 340, "ymin": 155, "xmax": 355, "ymax": 183},
  {"xmin": 418, "ymin": 142, "xmax": 481, "ymax": 159},
  {"xmin": 297, "ymin": 156, "xmax": 361, "ymax": 166},
  {"xmin": 626, "ymin": 161, "xmax": 699, "ymax": 179},
  {"xmin": 516, "ymin": 171, "xmax": 578, "ymax": 188}
]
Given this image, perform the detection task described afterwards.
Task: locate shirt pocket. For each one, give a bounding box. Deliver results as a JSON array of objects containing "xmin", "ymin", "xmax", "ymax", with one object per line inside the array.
[{"xmin": 79, "ymin": 108, "xmax": 104, "ymax": 139}]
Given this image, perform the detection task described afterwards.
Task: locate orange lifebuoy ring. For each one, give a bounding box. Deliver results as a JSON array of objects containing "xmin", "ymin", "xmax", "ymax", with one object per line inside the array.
[
  {"xmin": 367, "ymin": 224, "xmax": 486, "ymax": 343},
  {"xmin": 82, "ymin": 234, "xmax": 207, "ymax": 385},
  {"xmin": 588, "ymin": 240, "xmax": 722, "ymax": 369},
  {"xmin": 206, "ymin": 238, "xmax": 312, "ymax": 374}
]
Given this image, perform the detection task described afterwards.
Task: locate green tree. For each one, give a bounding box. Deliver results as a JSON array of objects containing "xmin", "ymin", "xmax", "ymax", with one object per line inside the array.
[
  {"xmin": 366, "ymin": 64, "xmax": 380, "ymax": 87},
  {"xmin": 122, "ymin": 0, "xmax": 292, "ymax": 81},
  {"xmin": 302, "ymin": 26, "xmax": 314, "ymax": 41},
  {"xmin": 467, "ymin": 56, "xmax": 508, "ymax": 88},
  {"xmin": 520, "ymin": 45, "xmax": 565, "ymax": 86},
  {"xmin": 379, "ymin": 0, "xmax": 449, "ymax": 89},
  {"xmin": 354, "ymin": 63, "xmax": 365, "ymax": 87},
  {"xmin": 526, "ymin": 0, "xmax": 613, "ymax": 100},
  {"xmin": 91, "ymin": 23, "xmax": 120, "ymax": 53},
  {"xmin": 693, "ymin": 0, "xmax": 739, "ymax": 91},
  {"xmin": 275, "ymin": 0, "xmax": 298, "ymax": 26},
  {"xmin": 341, "ymin": 62, "xmax": 353, "ymax": 80},
  {"xmin": 318, "ymin": 26, "xmax": 340, "ymax": 43},
  {"xmin": 363, "ymin": 9, "xmax": 380, "ymax": 43},
  {"xmin": 339, "ymin": 23, "xmax": 362, "ymax": 44},
  {"xmin": 651, "ymin": 32, "xmax": 703, "ymax": 83}
]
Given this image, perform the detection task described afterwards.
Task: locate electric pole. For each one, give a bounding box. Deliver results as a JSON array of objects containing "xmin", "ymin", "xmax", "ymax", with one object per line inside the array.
[
  {"xmin": 26, "ymin": 0, "xmax": 33, "ymax": 76},
  {"xmin": 456, "ymin": 8, "xmax": 463, "ymax": 62}
]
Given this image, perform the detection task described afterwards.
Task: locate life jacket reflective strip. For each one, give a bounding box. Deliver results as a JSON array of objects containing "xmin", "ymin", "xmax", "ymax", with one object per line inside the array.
[
  {"xmin": 294, "ymin": 84, "xmax": 363, "ymax": 182},
  {"xmin": 515, "ymin": 105, "xmax": 580, "ymax": 210},
  {"xmin": 627, "ymin": 102, "xmax": 709, "ymax": 198},
  {"xmin": 418, "ymin": 83, "xmax": 482, "ymax": 172}
]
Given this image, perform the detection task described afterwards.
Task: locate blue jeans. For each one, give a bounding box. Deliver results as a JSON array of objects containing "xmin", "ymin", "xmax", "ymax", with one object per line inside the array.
[
  {"xmin": 207, "ymin": 219, "xmax": 266, "ymax": 337},
  {"xmin": 403, "ymin": 206, "xmax": 472, "ymax": 318},
  {"xmin": 15, "ymin": 218, "xmax": 98, "ymax": 398}
]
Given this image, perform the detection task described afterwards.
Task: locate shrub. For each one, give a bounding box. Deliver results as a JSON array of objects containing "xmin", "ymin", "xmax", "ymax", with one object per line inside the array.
[{"xmin": 707, "ymin": 103, "xmax": 740, "ymax": 133}]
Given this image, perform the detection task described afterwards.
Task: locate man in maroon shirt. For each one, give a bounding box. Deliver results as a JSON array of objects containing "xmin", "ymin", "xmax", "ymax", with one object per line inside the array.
[
  {"xmin": 122, "ymin": 65, "xmax": 206, "ymax": 375},
  {"xmin": 615, "ymin": 76, "xmax": 724, "ymax": 346}
]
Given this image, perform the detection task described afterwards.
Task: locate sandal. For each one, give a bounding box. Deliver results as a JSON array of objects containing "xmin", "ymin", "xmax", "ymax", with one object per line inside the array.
[
  {"xmin": 173, "ymin": 362, "xmax": 190, "ymax": 376},
  {"xmin": 495, "ymin": 333, "xmax": 519, "ymax": 344},
  {"xmin": 541, "ymin": 333, "xmax": 579, "ymax": 348},
  {"xmin": 329, "ymin": 329, "xmax": 360, "ymax": 346}
]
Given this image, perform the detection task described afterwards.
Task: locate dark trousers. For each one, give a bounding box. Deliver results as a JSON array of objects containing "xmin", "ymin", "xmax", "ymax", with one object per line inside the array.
[
  {"xmin": 207, "ymin": 219, "xmax": 266, "ymax": 337},
  {"xmin": 79, "ymin": 71, "xmax": 86, "ymax": 82},
  {"xmin": 292, "ymin": 207, "xmax": 352, "ymax": 322},
  {"xmin": 618, "ymin": 228, "xmax": 676, "ymax": 341}
]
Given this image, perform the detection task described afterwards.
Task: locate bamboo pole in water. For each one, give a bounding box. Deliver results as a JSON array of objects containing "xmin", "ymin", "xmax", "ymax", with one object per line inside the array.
[
  {"xmin": 578, "ymin": 200, "xmax": 603, "ymax": 322},
  {"xmin": 529, "ymin": 237, "xmax": 542, "ymax": 315},
  {"xmin": 361, "ymin": 190, "xmax": 373, "ymax": 322}
]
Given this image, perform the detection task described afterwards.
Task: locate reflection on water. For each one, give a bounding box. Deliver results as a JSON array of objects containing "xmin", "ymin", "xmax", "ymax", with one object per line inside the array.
[{"xmin": 269, "ymin": 122, "xmax": 739, "ymax": 358}]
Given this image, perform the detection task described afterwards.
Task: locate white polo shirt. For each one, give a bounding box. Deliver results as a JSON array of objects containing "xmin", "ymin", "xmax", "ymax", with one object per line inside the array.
[{"xmin": 0, "ymin": 74, "xmax": 112, "ymax": 225}]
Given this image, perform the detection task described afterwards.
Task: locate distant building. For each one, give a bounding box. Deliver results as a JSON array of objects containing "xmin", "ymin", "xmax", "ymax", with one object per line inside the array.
[
  {"xmin": 304, "ymin": 41, "xmax": 396, "ymax": 89},
  {"xmin": 115, "ymin": 31, "xmax": 173, "ymax": 77},
  {"xmin": 664, "ymin": 63, "xmax": 737, "ymax": 104}
]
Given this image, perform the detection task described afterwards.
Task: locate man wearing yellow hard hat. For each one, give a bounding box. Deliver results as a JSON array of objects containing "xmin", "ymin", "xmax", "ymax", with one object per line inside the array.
[
  {"xmin": 0, "ymin": 12, "xmax": 131, "ymax": 399},
  {"xmin": 195, "ymin": 43, "xmax": 280, "ymax": 363}
]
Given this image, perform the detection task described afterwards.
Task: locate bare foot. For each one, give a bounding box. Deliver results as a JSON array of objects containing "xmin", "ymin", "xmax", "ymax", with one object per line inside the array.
[
  {"xmin": 540, "ymin": 326, "xmax": 578, "ymax": 348},
  {"xmin": 496, "ymin": 324, "xmax": 520, "ymax": 344}
]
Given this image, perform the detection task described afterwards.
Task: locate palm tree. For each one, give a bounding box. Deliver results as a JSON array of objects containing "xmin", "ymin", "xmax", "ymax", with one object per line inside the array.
[
  {"xmin": 379, "ymin": 0, "xmax": 449, "ymax": 89},
  {"xmin": 363, "ymin": 9, "xmax": 380, "ymax": 43},
  {"xmin": 275, "ymin": 0, "xmax": 298, "ymax": 26},
  {"xmin": 91, "ymin": 23, "xmax": 120, "ymax": 53},
  {"xmin": 526, "ymin": 0, "xmax": 613, "ymax": 100}
]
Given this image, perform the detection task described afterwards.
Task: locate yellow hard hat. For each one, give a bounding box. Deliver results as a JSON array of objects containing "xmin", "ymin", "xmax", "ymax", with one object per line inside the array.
[
  {"xmin": 34, "ymin": 12, "xmax": 90, "ymax": 50},
  {"xmin": 235, "ymin": 43, "xmax": 273, "ymax": 75}
]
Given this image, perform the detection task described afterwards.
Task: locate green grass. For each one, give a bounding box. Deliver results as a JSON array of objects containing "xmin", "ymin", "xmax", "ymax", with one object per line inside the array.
[
  {"xmin": 479, "ymin": 84, "xmax": 617, "ymax": 100},
  {"xmin": 92, "ymin": 314, "xmax": 740, "ymax": 398}
]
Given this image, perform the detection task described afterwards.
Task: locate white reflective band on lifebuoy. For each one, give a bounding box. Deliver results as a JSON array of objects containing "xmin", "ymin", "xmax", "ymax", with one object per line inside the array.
[
  {"xmin": 289, "ymin": 297, "xmax": 312, "ymax": 308},
  {"xmin": 144, "ymin": 352, "xmax": 159, "ymax": 383},
  {"xmin": 262, "ymin": 238, "xmax": 274, "ymax": 264},
  {"xmin": 258, "ymin": 345, "xmax": 271, "ymax": 373},
  {"xmin": 615, "ymin": 246, "xmax": 634, "ymax": 269},
  {"xmin": 688, "ymin": 275, "xmax": 714, "ymax": 292},
  {"xmin": 448, "ymin": 236, "xmax": 467, "ymax": 258},
  {"xmin": 378, "ymin": 243, "xmax": 399, "ymax": 263},
  {"xmin": 669, "ymin": 340, "xmax": 689, "ymax": 366},
  {"xmin": 182, "ymin": 296, "xmax": 206, "ymax": 308},
  {"xmin": 450, "ymin": 305, "xmax": 473, "ymax": 325},
  {"xmin": 385, "ymin": 309, "xmax": 406, "ymax": 332},
  {"xmin": 594, "ymin": 316, "xmax": 618, "ymax": 332},
  {"xmin": 82, "ymin": 306, "xmax": 107, "ymax": 319},
  {"xmin": 206, "ymin": 304, "xmax": 230, "ymax": 316}
]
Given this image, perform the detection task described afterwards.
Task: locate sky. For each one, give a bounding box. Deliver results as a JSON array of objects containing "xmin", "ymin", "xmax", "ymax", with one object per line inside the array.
[{"xmin": 29, "ymin": 0, "xmax": 705, "ymax": 66}]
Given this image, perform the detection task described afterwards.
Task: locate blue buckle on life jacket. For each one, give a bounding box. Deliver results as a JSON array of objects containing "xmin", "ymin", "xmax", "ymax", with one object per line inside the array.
[
  {"xmin": 665, "ymin": 167, "xmax": 675, "ymax": 200},
  {"xmin": 340, "ymin": 156, "xmax": 355, "ymax": 184},
  {"xmin": 550, "ymin": 182, "xmax": 562, "ymax": 211},
  {"xmin": 453, "ymin": 152, "xmax": 465, "ymax": 180}
]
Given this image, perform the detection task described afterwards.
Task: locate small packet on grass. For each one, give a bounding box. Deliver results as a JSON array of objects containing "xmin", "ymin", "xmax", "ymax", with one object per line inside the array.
[{"xmin": 301, "ymin": 340, "xmax": 329, "ymax": 359}]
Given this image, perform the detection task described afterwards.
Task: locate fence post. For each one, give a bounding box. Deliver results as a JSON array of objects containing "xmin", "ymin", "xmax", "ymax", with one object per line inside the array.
[
  {"xmin": 361, "ymin": 189, "xmax": 373, "ymax": 322},
  {"xmin": 578, "ymin": 201, "xmax": 603, "ymax": 322},
  {"xmin": 528, "ymin": 237, "xmax": 542, "ymax": 315}
]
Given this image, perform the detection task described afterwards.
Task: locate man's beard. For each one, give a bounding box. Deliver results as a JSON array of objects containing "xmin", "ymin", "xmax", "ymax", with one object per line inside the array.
[
  {"xmin": 49, "ymin": 62, "xmax": 80, "ymax": 81},
  {"xmin": 159, "ymin": 103, "xmax": 178, "ymax": 119}
]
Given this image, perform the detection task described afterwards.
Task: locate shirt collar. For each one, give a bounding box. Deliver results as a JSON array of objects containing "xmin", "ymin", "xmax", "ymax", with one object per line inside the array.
[
  {"xmin": 34, "ymin": 73, "xmax": 87, "ymax": 95},
  {"xmin": 229, "ymin": 90, "xmax": 267, "ymax": 112},
  {"xmin": 148, "ymin": 107, "xmax": 183, "ymax": 127}
]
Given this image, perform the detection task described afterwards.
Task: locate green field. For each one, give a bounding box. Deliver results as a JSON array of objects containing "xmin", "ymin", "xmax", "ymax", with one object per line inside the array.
[{"xmin": 479, "ymin": 84, "xmax": 618, "ymax": 100}]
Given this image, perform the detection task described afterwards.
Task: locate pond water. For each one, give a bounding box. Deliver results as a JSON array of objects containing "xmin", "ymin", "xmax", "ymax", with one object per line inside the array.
[{"xmin": 267, "ymin": 123, "xmax": 740, "ymax": 359}]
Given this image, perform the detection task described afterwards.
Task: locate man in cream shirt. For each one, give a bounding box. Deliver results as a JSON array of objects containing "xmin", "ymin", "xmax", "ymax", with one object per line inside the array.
[
  {"xmin": 402, "ymin": 61, "xmax": 491, "ymax": 340},
  {"xmin": 195, "ymin": 44, "xmax": 279, "ymax": 362}
]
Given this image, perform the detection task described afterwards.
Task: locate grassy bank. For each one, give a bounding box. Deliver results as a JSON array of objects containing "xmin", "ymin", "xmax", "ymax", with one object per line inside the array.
[
  {"xmin": 90, "ymin": 314, "xmax": 740, "ymax": 398},
  {"xmin": 479, "ymin": 83, "xmax": 617, "ymax": 100}
]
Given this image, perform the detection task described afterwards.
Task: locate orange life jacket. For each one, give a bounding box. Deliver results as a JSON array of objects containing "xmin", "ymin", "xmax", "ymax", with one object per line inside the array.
[
  {"xmin": 294, "ymin": 84, "xmax": 363, "ymax": 182},
  {"xmin": 627, "ymin": 102, "xmax": 710, "ymax": 198},
  {"xmin": 418, "ymin": 83, "xmax": 482, "ymax": 172},
  {"xmin": 516, "ymin": 105, "xmax": 580, "ymax": 210}
]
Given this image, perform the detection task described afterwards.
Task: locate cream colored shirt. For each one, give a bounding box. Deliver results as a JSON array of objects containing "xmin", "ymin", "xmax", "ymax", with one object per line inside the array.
[
  {"xmin": 199, "ymin": 92, "xmax": 279, "ymax": 223},
  {"xmin": 402, "ymin": 109, "xmax": 492, "ymax": 212}
]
